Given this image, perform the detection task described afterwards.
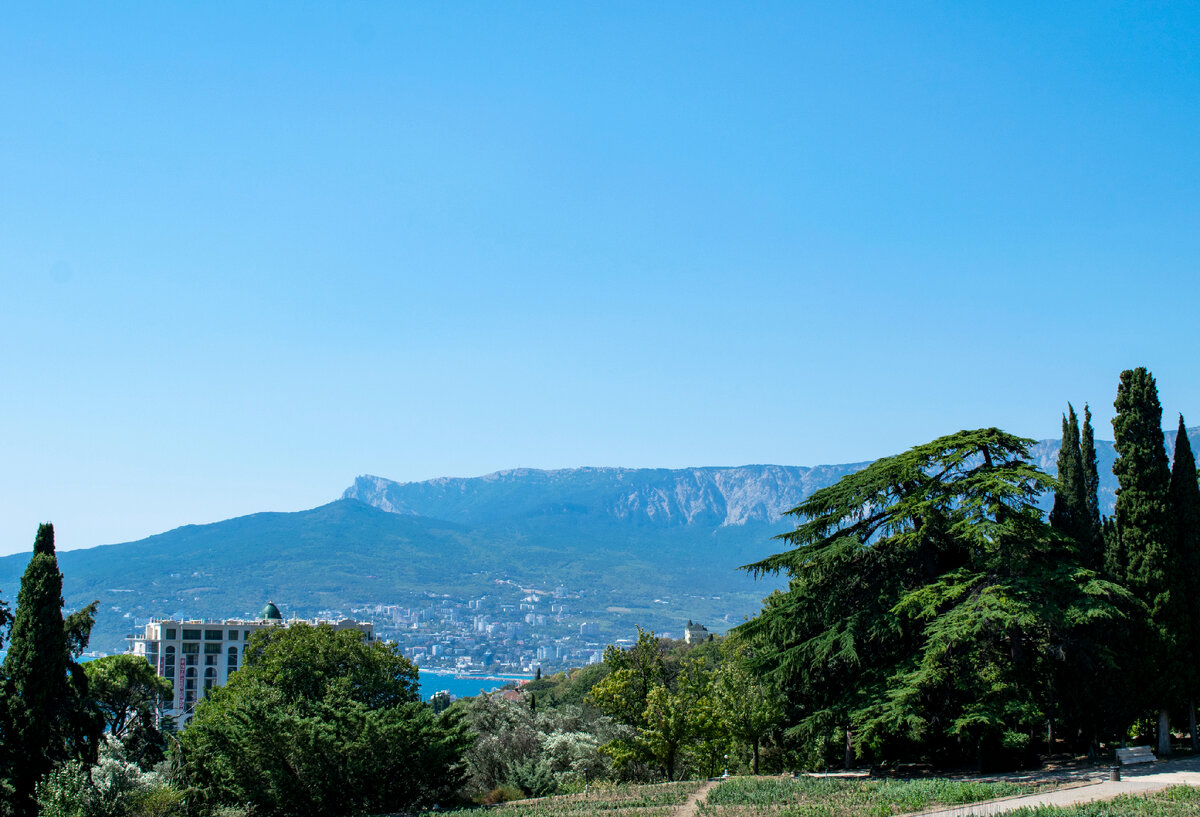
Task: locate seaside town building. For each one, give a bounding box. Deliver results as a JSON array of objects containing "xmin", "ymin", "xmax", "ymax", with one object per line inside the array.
[
  {"xmin": 128, "ymin": 600, "xmax": 373, "ymax": 726},
  {"xmin": 683, "ymin": 620, "xmax": 710, "ymax": 644}
]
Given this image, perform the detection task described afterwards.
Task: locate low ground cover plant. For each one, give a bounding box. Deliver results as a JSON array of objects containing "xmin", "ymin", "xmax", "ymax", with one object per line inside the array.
[
  {"xmin": 423, "ymin": 780, "xmax": 706, "ymax": 816},
  {"xmin": 697, "ymin": 776, "xmax": 1051, "ymax": 816}
]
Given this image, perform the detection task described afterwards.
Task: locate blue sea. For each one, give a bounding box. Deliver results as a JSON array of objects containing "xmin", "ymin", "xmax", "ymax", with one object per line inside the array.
[
  {"xmin": 0, "ymin": 652, "xmax": 525, "ymax": 703},
  {"xmin": 417, "ymin": 671, "xmax": 531, "ymax": 701}
]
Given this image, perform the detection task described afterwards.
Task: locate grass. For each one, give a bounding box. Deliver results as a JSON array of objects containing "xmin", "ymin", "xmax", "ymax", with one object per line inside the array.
[
  {"xmin": 421, "ymin": 780, "xmax": 707, "ymax": 816},
  {"xmin": 1004, "ymin": 785, "xmax": 1200, "ymax": 816},
  {"xmin": 696, "ymin": 775, "xmax": 1055, "ymax": 816}
]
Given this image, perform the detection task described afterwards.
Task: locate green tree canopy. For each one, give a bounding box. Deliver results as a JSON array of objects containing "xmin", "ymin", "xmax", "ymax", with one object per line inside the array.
[
  {"xmin": 739, "ymin": 429, "xmax": 1127, "ymax": 770},
  {"xmin": 176, "ymin": 623, "xmax": 468, "ymax": 817},
  {"xmin": 1111, "ymin": 367, "xmax": 1180, "ymax": 752},
  {"xmin": 587, "ymin": 628, "xmax": 718, "ymax": 780},
  {"xmin": 1169, "ymin": 415, "xmax": 1200, "ymax": 744},
  {"xmin": 1, "ymin": 524, "xmax": 102, "ymax": 817},
  {"xmin": 712, "ymin": 637, "xmax": 783, "ymax": 774},
  {"xmin": 1080, "ymin": 405, "xmax": 1103, "ymax": 569},
  {"xmin": 1050, "ymin": 405, "xmax": 1088, "ymax": 550},
  {"xmin": 83, "ymin": 654, "xmax": 173, "ymax": 768}
]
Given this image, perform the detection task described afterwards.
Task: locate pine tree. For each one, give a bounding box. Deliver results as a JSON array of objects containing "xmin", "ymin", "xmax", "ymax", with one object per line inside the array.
[
  {"xmin": 1111, "ymin": 367, "xmax": 1177, "ymax": 755},
  {"xmin": 1081, "ymin": 405, "xmax": 1103, "ymax": 570},
  {"xmin": 740, "ymin": 428, "xmax": 1127, "ymax": 769},
  {"xmin": 1168, "ymin": 416, "xmax": 1200, "ymax": 750},
  {"xmin": 3, "ymin": 524, "xmax": 71, "ymax": 816}
]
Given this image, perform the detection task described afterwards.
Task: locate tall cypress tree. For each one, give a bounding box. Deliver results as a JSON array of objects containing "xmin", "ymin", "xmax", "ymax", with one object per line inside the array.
[
  {"xmin": 1169, "ymin": 416, "xmax": 1200, "ymax": 750},
  {"xmin": 0, "ymin": 588, "xmax": 13, "ymax": 812},
  {"xmin": 1051, "ymin": 405, "xmax": 1089, "ymax": 554},
  {"xmin": 1111, "ymin": 367, "xmax": 1177, "ymax": 754},
  {"xmin": 2, "ymin": 524, "xmax": 71, "ymax": 817},
  {"xmin": 1081, "ymin": 405, "xmax": 1103, "ymax": 570}
]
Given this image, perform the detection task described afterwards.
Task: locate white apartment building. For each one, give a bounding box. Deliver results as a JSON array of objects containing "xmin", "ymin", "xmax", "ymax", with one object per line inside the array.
[{"xmin": 129, "ymin": 600, "xmax": 374, "ymax": 726}]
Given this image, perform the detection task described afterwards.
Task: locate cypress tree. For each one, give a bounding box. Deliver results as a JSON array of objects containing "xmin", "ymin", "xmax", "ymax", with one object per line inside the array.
[
  {"xmin": 0, "ymin": 589, "xmax": 13, "ymax": 811},
  {"xmin": 1102, "ymin": 516, "xmax": 1124, "ymax": 581},
  {"xmin": 1051, "ymin": 405, "xmax": 1089, "ymax": 554},
  {"xmin": 1081, "ymin": 405, "xmax": 1103, "ymax": 570},
  {"xmin": 1169, "ymin": 416, "xmax": 1200, "ymax": 750},
  {"xmin": 1111, "ymin": 367, "xmax": 1177, "ymax": 755},
  {"xmin": 32, "ymin": 524, "xmax": 55, "ymax": 558},
  {"xmin": 3, "ymin": 524, "xmax": 71, "ymax": 816}
]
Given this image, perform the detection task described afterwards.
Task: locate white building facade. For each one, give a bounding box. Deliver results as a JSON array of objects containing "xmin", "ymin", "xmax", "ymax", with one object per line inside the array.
[{"xmin": 129, "ymin": 601, "xmax": 374, "ymax": 726}]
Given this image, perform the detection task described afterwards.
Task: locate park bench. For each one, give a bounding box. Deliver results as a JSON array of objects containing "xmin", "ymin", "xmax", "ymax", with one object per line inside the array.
[{"xmin": 1116, "ymin": 746, "xmax": 1157, "ymax": 765}]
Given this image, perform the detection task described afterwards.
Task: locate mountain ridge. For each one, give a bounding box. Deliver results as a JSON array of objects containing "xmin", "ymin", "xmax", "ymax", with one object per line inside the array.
[
  {"xmin": 5, "ymin": 427, "xmax": 1197, "ymax": 656},
  {"xmin": 342, "ymin": 427, "xmax": 1200, "ymax": 528}
]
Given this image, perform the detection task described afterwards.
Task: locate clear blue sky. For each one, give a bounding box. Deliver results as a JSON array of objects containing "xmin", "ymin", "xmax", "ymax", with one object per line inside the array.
[{"xmin": 2, "ymin": 3, "xmax": 1198, "ymax": 557}]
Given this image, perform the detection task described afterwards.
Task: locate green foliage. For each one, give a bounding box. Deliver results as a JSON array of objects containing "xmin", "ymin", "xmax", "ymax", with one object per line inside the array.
[
  {"xmin": 739, "ymin": 429, "xmax": 1128, "ymax": 769},
  {"xmin": 588, "ymin": 629, "xmax": 713, "ymax": 780},
  {"xmin": 35, "ymin": 735, "xmax": 183, "ymax": 817},
  {"xmin": 1080, "ymin": 405, "xmax": 1103, "ymax": 569},
  {"xmin": 2, "ymin": 524, "xmax": 103, "ymax": 817},
  {"xmin": 426, "ymin": 780, "xmax": 704, "ymax": 817},
  {"xmin": 712, "ymin": 638, "xmax": 783, "ymax": 774},
  {"xmin": 83, "ymin": 656, "xmax": 173, "ymax": 768},
  {"xmin": 0, "ymin": 589, "xmax": 11, "ymax": 650},
  {"xmin": 1168, "ymin": 414, "xmax": 1200, "ymax": 707},
  {"xmin": 519, "ymin": 662, "xmax": 610, "ymax": 710},
  {"xmin": 1110, "ymin": 368, "xmax": 1183, "ymax": 747},
  {"xmin": 176, "ymin": 623, "xmax": 469, "ymax": 817},
  {"xmin": 584, "ymin": 630, "xmax": 777, "ymax": 780},
  {"xmin": 698, "ymin": 776, "xmax": 1051, "ymax": 816},
  {"xmin": 453, "ymin": 692, "xmax": 614, "ymax": 800},
  {"xmin": 1051, "ymin": 406, "xmax": 1089, "ymax": 558},
  {"xmin": 589, "ymin": 628, "xmax": 669, "ymax": 732},
  {"xmin": 1112, "ymin": 368, "xmax": 1174, "ymax": 599}
]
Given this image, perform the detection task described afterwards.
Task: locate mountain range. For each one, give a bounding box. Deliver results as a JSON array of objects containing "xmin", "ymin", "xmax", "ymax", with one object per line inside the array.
[{"xmin": 2, "ymin": 428, "xmax": 1196, "ymax": 655}]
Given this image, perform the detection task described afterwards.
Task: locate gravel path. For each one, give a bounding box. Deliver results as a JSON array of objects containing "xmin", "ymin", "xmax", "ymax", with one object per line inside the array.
[
  {"xmin": 911, "ymin": 756, "xmax": 1200, "ymax": 816},
  {"xmin": 672, "ymin": 780, "xmax": 718, "ymax": 817}
]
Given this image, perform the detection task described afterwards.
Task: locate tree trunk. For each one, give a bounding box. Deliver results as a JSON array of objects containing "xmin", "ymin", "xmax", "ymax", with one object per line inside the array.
[
  {"xmin": 753, "ymin": 737, "xmax": 760, "ymax": 775},
  {"xmin": 1047, "ymin": 687, "xmax": 1056, "ymax": 754},
  {"xmin": 844, "ymin": 727, "xmax": 854, "ymax": 769},
  {"xmin": 1158, "ymin": 708, "xmax": 1171, "ymax": 756},
  {"xmin": 1191, "ymin": 701, "xmax": 1198, "ymax": 753}
]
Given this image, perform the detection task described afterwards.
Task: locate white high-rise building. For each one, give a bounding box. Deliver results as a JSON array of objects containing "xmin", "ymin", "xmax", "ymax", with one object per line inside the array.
[{"xmin": 129, "ymin": 601, "xmax": 374, "ymax": 726}]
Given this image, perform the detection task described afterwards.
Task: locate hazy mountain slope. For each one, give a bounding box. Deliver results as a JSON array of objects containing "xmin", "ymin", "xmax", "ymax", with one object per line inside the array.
[
  {"xmin": 0, "ymin": 501, "xmax": 509, "ymax": 654},
  {"xmin": 0, "ymin": 499, "xmax": 782, "ymax": 655}
]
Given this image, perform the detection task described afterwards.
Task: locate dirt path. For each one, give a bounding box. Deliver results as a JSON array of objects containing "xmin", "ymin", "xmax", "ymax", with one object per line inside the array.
[
  {"xmin": 910, "ymin": 761, "xmax": 1200, "ymax": 816},
  {"xmin": 673, "ymin": 780, "xmax": 719, "ymax": 817}
]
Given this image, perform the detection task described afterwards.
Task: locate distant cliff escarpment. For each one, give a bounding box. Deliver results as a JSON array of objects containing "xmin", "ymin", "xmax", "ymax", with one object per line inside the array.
[{"xmin": 343, "ymin": 464, "xmax": 869, "ymax": 529}]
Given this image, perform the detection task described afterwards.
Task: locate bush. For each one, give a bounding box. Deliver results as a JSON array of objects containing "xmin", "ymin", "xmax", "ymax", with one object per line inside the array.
[
  {"xmin": 177, "ymin": 624, "xmax": 468, "ymax": 817},
  {"xmin": 480, "ymin": 785, "xmax": 524, "ymax": 805},
  {"xmin": 35, "ymin": 735, "xmax": 184, "ymax": 817}
]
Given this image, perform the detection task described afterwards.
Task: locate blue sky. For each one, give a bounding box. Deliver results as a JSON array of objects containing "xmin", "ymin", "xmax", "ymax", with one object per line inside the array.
[{"xmin": 1, "ymin": 3, "xmax": 1198, "ymax": 556}]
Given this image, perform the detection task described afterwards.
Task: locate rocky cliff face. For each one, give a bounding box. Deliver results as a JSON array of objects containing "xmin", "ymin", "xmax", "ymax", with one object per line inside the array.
[
  {"xmin": 344, "ymin": 462, "xmax": 869, "ymax": 530},
  {"xmin": 345, "ymin": 428, "xmax": 1200, "ymax": 527}
]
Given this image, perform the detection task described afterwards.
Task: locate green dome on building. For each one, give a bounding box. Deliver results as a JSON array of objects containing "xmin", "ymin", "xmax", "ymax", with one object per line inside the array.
[{"xmin": 260, "ymin": 600, "xmax": 283, "ymax": 620}]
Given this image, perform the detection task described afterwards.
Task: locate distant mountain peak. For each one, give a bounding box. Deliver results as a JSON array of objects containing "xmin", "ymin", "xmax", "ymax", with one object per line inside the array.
[
  {"xmin": 344, "ymin": 463, "xmax": 871, "ymax": 529},
  {"xmin": 346, "ymin": 426, "xmax": 1200, "ymax": 529}
]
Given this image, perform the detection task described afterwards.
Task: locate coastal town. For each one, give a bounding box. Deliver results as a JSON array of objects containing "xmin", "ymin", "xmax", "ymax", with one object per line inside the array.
[{"xmin": 334, "ymin": 579, "xmax": 715, "ymax": 675}]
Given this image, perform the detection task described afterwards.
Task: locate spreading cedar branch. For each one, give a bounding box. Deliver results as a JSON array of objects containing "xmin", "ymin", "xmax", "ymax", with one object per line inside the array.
[{"xmin": 736, "ymin": 428, "xmax": 1131, "ymax": 767}]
